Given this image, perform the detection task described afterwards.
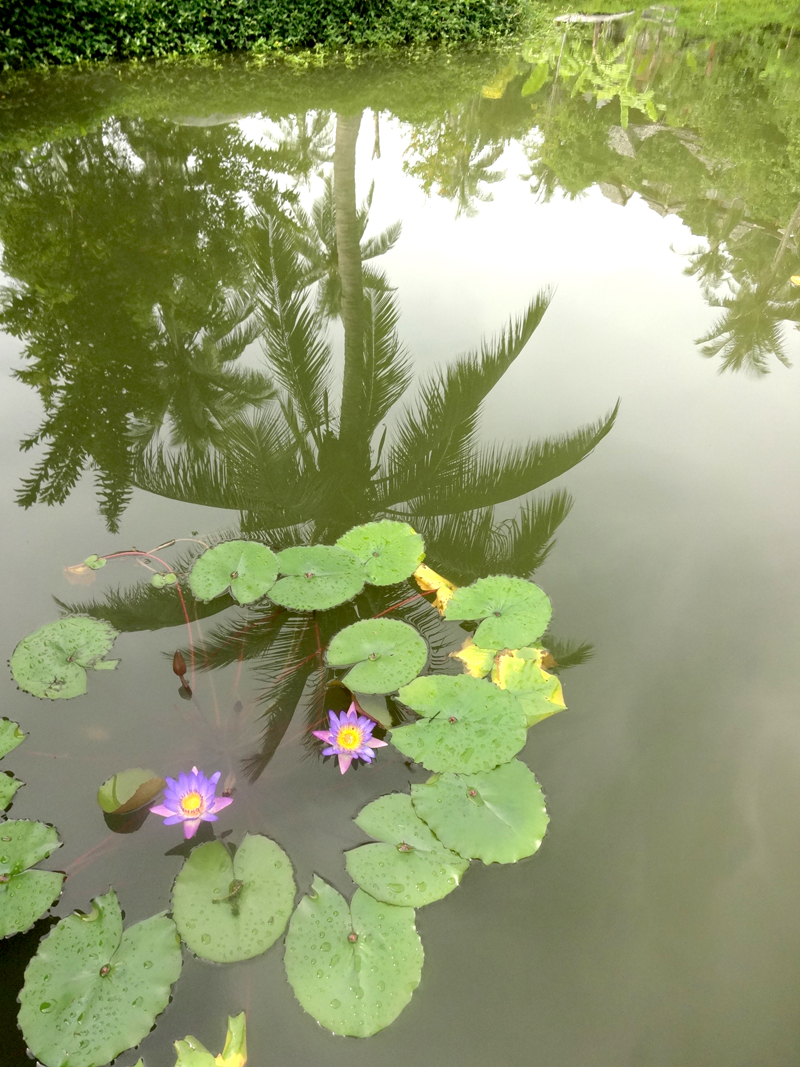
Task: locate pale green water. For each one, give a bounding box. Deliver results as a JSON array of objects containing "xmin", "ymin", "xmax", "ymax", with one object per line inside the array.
[{"xmin": 1, "ymin": 12, "xmax": 800, "ymax": 1066}]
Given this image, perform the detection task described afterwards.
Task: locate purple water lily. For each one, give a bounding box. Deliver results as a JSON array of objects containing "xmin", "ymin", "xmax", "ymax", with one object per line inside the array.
[
  {"xmin": 312, "ymin": 703, "xmax": 388, "ymax": 775},
  {"xmin": 150, "ymin": 766, "xmax": 233, "ymax": 839}
]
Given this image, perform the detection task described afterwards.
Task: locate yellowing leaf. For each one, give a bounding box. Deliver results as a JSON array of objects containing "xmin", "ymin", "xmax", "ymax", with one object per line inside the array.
[
  {"xmin": 450, "ymin": 639, "xmax": 495, "ymax": 678},
  {"xmin": 413, "ymin": 564, "xmax": 456, "ymax": 614},
  {"xmin": 175, "ymin": 1013, "xmax": 246, "ymax": 1067},
  {"xmin": 790, "ymin": 275, "xmax": 800, "ymax": 287},
  {"xmin": 490, "ymin": 647, "xmax": 567, "ymax": 727}
]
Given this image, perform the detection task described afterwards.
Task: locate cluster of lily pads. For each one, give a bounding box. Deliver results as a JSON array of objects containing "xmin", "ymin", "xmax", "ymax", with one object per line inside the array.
[{"xmin": 5, "ymin": 519, "xmax": 568, "ymax": 1062}]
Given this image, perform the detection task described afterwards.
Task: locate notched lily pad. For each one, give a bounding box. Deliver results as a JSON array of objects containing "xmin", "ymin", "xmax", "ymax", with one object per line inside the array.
[
  {"xmin": 0, "ymin": 717, "xmax": 25, "ymax": 759},
  {"xmin": 270, "ymin": 545, "xmax": 365, "ymax": 611},
  {"xmin": 189, "ymin": 540, "xmax": 278, "ymax": 605},
  {"xmin": 0, "ymin": 820, "xmax": 64, "ymax": 938},
  {"xmin": 97, "ymin": 768, "xmax": 166, "ymax": 815},
  {"xmin": 172, "ymin": 834, "xmax": 296, "ymax": 963},
  {"xmin": 411, "ymin": 759, "xmax": 549, "ymax": 865},
  {"xmin": 10, "ymin": 616, "xmax": 119, "ymax": 700},
  {"xmin": 444, "ymin": 575, "xmax": 552, "ymax": 650},
  {"xmin": 151, "ymin": 571, "xmax": 177, "ymax": 588},
  {"xmin": 284, "ymin": 876, "xmax": 423, "ymax": 1037},
  {"xmin": 492, "ymin": 647, "xmax": 567, "ymax": 726},
  {"xmin": 336, "ymin": 521, "xmax": 425, "ymax": 585},
  {"xmin": 326, "ymin": 618, "xmax": 427, "ymax": 694},
  {"xmin": 346, "ymin": 793, "xmax": 468, "ymax": 907},
  {"xmin": 392, "ymin": 674, "xmax": 527, "ymax": 773},
  {"xmin": 19, "ymin": 888, "xmax": 182, "ymax": 1067},
  {"xmin": 0, "ymin": 771, "xmax": 23, "ymax": 810},
  {"xmin": 173, "ymin": 1012, "xmax": 247, "ymax": 1067}
]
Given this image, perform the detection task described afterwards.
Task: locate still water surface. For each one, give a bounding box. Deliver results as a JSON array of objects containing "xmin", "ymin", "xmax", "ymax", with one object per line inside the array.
[{"xmin": 1, "ymin": 11, "xmax": 800, "ymax": 1066}]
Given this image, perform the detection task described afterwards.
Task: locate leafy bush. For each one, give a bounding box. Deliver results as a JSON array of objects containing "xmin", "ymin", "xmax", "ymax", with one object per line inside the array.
[{"xmin": 1, "ymin": 0, "xmax": 528, "ymax": 69}]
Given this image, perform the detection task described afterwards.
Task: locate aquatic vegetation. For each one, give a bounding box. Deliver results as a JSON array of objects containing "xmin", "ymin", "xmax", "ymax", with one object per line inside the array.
[
  {"xmin": 312, "ymin": 705, "xmax": 389, "ymax": 775},
  {"xmin": 444, "ymin": 574, "xmax": 552, "ymax": 649},
  {"xmin": 0, "ymin": 820, "xmax": 64, "ymax": 938},
  {"xmin": 270, "ymin": 544, "xmax": 366, "ymax": 610},
  {"xmin": 173, "ymin": 1011, "xmax": 247, "ymax": 1067},
  {"xmin": 284, "ymin": 876, "xmax": 423, "ymax": 1038},
  {"xmin": 10, "ymin": 616, "xmax": 119, "ymax": 699},
  {"xmin": 189, "ymin": 540, "xmax": 279, "ymax": 605},
  {"xmin": 172, "ymin": 835, "xmax": 295, "ymax": 963},
  {"xmin": 326, "ymin": 618, "xmax": 428, "ymax": 693},
  {"xmin": 96, "ymin": 768, "xmax": 167, "ymax": 816},
  {"xmin": 336, "ymin": 519, "xmax": 426, "ymax": 584},
  {"xmin": 18, "ymin": 889, "xmax": 182, "ymax": 1067},
  {"xmin": 150, "ymin": 767, "xmax": 233, "ymax": 840}
]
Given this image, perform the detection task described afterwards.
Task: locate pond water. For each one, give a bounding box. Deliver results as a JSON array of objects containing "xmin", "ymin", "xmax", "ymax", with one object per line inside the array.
[{"xmin": 1, "ymin": 9, "xmax": 800, "ymax": 1067}]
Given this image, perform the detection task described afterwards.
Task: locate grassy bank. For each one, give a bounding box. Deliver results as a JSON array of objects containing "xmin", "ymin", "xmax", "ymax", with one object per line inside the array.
[{"xmin": 0, "ymin": 0, "xmax": 529, "ymax": 70}]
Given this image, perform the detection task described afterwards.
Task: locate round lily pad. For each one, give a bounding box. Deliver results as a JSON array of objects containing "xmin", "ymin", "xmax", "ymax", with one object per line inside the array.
[
  {"xmin": 0, "ymin": 771, "xmax": 23, "ymax": 810},
  {"xmin": 411, "ymin": 759, "xmax": 549, "ymax": 864},
  {"xmin": 189, "ymin": 540, "xmax": 278, "ymax": 604},
  {"xmin": 0, "ymin": 820, "xmax": 64, "ymax": 938},
  {"xmin": 284, "ymin": 876, "xmax": 423, "ymax": 1037},
  {"xmin": 0, "ymin": 718, "xmax": 25, "ymax": 759},
  {"xmin": 336, "ymin": 521, "xmax": 425, "ymax": 585},
  {"xmin": 19, "ymin": 888, "xmax": 182, "ymax": 1067},
  {"xmin": 444, "ymin": 575, "xmax": 552, "ymax": 650},
  {"xmin": 345, "ymin": 793, "xmax": 468, "ymax": 907},
  {"xmin": 97, "ymin": 768, "xmax": 166, "ymax": 815},
  {"xmin": 492, "ymin": 647, "xmax": 567, "ymax": 727},
  {"xmin": 151, "ymin": 571, "xmax": 177, "ymax": 589},
  {"xmin": 10, "ymin": 616, "xmax": 119, "ymax": 700},
  {"xmin": 270, "ymin": 545, "xmax": 365, "ymax": 611},
  {"xmin": 326, "ymin": 619, "xmax": 427, "ymax": 694},
  {"xmin": 172, "ymin": 833, "xmax": 296, "ymax": 963},
  {"xmin": 392, "ymin": 674, "xmax": 527, "ymax": 773}
]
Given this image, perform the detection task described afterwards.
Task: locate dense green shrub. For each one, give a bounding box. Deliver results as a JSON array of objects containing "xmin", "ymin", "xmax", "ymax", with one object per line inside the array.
[{"xmin": 0, "ymin": 0, "xmax": 528, "ymax": 69}]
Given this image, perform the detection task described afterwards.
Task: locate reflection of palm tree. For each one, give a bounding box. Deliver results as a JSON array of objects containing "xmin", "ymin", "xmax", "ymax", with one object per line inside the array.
[{"xmin": 267, "ymin": 112, "xmax": 334, "ymax": 186}]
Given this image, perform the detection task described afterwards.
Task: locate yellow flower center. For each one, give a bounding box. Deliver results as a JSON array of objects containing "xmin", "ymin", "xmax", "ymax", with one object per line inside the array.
[
  {"xmin": 336, "ymin": 726, "xmax": 363, "ymax": 751},
  {"xmin": 180, "ymin": 791, "xmax": 204, "ymax": 815}
]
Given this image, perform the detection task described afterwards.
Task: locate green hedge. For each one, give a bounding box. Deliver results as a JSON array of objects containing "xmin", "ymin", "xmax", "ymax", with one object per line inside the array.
[{"xmin": 0, "ymin": 0, "xmax": 527, "ymax": 69}]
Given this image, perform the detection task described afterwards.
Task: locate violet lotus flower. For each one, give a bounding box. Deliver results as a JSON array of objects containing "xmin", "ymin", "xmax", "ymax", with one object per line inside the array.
[
  {"xmin": 150, "ymin": 766, "xmax": 233, "ymax": 839},
  {"xmin": 312, "ymin": 703, "xmax": 388, "ymax": 775}
]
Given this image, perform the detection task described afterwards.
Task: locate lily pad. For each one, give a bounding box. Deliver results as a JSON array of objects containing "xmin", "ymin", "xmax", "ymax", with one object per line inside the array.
[
  {"xmin": 97, "ymin": 768, "xmax": 166, "ymax": 815},
  {"xmin": 392, "ymin": 674, "xmax": 527, "ymax": 773},
  {"xmin": 174, "ymin": 1012, "xmax": 246, "ymax": 1067},
  {"xmin": 492, "ymin": 647, "xmax": 567, "ymax": 727},
  {"xmin": 345, "ymin": 793, "xmax": 468, "ymax": 907},
  {"xmin": 151, "ymin": 572, "xmax": 177, "ymax": 588},
  {"xmin": 189, "ymin": 540, "xmax": 278, "ymax": 605},
  {"xmin": 0, "ymin": 718, "xmax": 25, "ymax": 759},
  {"xmin": 172, "ymin": 834, "xmax": 296, "ymax": 963},
  {"xmin": 19, "ymin": 888, "xmax": 182, "ymax": 1067},
  {"xmin": 326, "ymin": 619, "xmax": 427, "ymax": 694},
  {"xmin": 444, "ymin": 575, "xmax": 552, "ymax": 650},
  {"xmin": 352, "ymin": 691, "xmax": 392, "ymax": 729},
  {"xmin": 10, "ymin": 616, "xmax": 119, "ymax": 700},
  {"xmin": 336, "ymin": 521, "xmax": 425, "ymax": 585},
  {"xmin": 270, "ymin": 545, "xmax": 365, "ymax": 611},
  {"xmin": 411, "ymin": 759, "xmax": 549, "ymax": 865},
  {"xmin": 0, "ymin": 820, "xmax": 64, "ymax": 938},
  {"xmin": 0, "ymin": 771, "xmax": 23, "ymax": 810},
  {"xmin": 284, "ymin": 876, "xmax": 423, "ymax": 1037}
]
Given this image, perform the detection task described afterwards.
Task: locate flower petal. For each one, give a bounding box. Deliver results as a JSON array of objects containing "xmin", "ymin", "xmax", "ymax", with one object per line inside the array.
[
  {"xmin": 149, "ymin": 804, "xmax": 176, "ymax": 817},
  {"xmin": 183, "ymin": 818, "xmax": 201, "ymax": 839},
  {"xmin": 200, "ymin": 812, "xmax": 219, "ymax": 822},
  {"xmin": 337, "ymin": 754, "xmax": 353, "ymax": 775},
  {"xmin": 210, "ymin": 796, "xmax": 233, "ymax": 814},
  {"xmin": 312, "ymin": 730, "xmax": 332, "ymax": 742},
  {"xmin": 207, "ymin": 771, "xmax": 221, "ymax": 789},
  {"xmin": 162, "ymin": 814, "xmax": 185, "ymax": 826},
  {"xmin": 366, "ymin": 738, "xmax": 388, "ymax": 748}
]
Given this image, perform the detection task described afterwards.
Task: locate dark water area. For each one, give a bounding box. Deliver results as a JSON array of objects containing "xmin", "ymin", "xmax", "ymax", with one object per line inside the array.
[{"xmin": 1, "ymin": 9, "xmax": 800, "ymax": 1066}]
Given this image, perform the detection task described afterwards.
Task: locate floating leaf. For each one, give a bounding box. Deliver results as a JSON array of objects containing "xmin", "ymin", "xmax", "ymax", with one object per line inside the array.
[
  {"xmin": 411, "ymin": 760, "xmax": 549, "ymax": 864},
  {"xmin": 352, "ymin": 691, "xmax": 392, "ymax": 729},
  {"xmin": 413, "ymin": 564, "xmax": 456, "ymax": 614},
  {"xmin": 189, "ymin": 540, "xmax": 278, "ymax": 605},
  {"xmin": 270, "ymin": 545, "xmax": 364, "ymax": 611},
  {"xmin": 97, "ymin": 768, "xmax": 166, "ymax": 815},
  {"xmin": 444, "ymin": 575, "xmax": 552, "ymax": 649},
  {"xmin": 345, "ymin": 793, "xmax": 468, "ymax": 907},
  {"xmin": 172, "ymin": 834, "xmax": 296, "ymax": 963},
  {"xmin": 83, "ymin": 554, "xmax": 107, "ymax": 570},
  {"xmin": 326, "ymin": 619, "xmax": 427, "ymax": 694},
  {"xmin": 10, "ymin": 616, "xmax": 119, "ymax": 700},
  {"xmin": 19, "ymin": 888, "xmax": 182, "ymax": 1067},
  {"xmin": 492, "ymin": 647, "xmax": 567, "ymax": 726},
  {"xmin": 0, "ymin": 820, "xmax": 64, "ymax": 938},
  {"xmin": 174, "ymin": 1012, "xmax": 247, "ymax": 1067},
  {"xmin": 0, "ymin": 771, "xmax": 23, "ymax": 810},
  {"xmin": 392, "ymin": 675, "xmax": 527, "ymax": 773},
  {"xmin": 284, "ymin": 876, "xmax": 423, "ymax": 1037},
  {"xmin": 450, "ymin": 639, "xmax": 496, "ymax": 678},
  {"xmin": 0, "ymin": 718, "xmax": 25, "ymax": 759},
  {"xmin": 151, "ymin": 572, "xmax": 178, "ymax": 588},
  {"xmin": 336, "ymin": 521, "xmax": 425, "ymax": 585}
]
